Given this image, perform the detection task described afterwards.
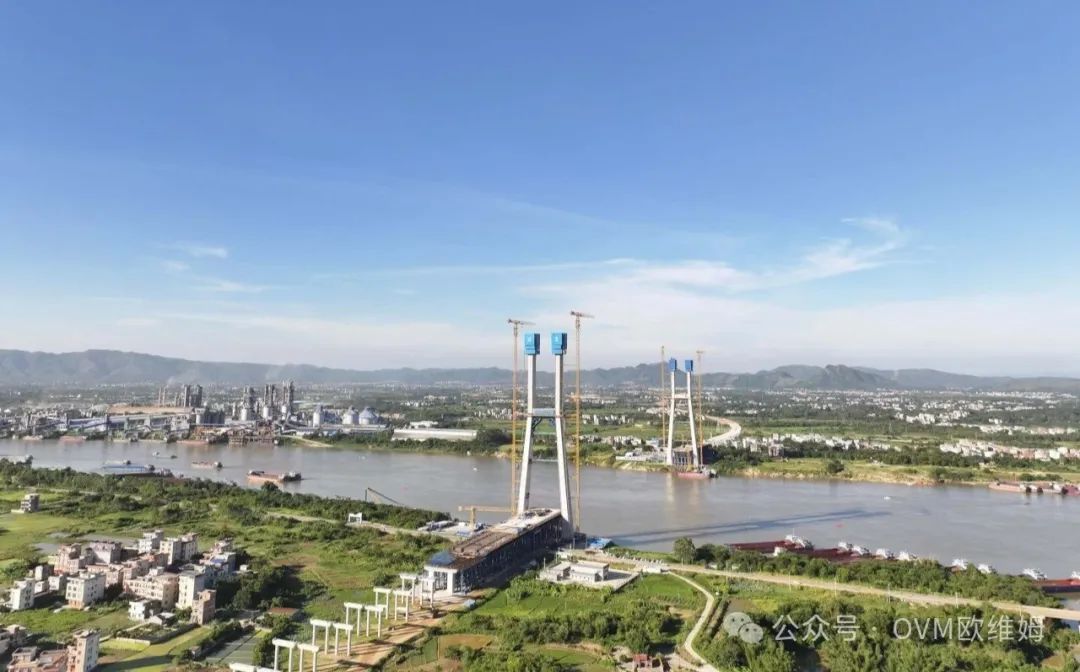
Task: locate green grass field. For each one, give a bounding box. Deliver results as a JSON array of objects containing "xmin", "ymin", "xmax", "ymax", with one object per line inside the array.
[
  {"xmin": 0, "ymin": 509, "xmax": 85, "ymax": 564},
  {"xmin": 98, "ymin": 626, "xmax": 209, "ymax": 672},
  {"xmin": 386, "ymin": 633, "xmax": 614, "ymax": 671},
  {"xmin": 470, "ymin": 573, "xmax": 702, "ymax": 619}
]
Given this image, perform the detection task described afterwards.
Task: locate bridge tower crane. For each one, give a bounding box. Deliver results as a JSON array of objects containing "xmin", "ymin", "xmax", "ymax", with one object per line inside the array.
[
  {"xmin": 570, "ymin": 310, "xmax": 594, "ymax": 535},
  {"xmin": 457, "ymin": 504, "xmax": 513, "ymax": 528}
]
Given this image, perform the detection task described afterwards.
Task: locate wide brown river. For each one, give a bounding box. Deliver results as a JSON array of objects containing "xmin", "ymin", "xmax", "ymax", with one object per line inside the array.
[{"xmin": 1, "ymin": 438, "xmax": 1077, "ymax": 579}]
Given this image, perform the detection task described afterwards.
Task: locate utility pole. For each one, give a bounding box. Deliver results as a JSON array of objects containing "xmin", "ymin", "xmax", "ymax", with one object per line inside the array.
[
  {"xmin": 570, "ymin": 310, "xmax": 594, "ymax": 537},
  {"xmin": 507, "ymin": 318, "xmax": 534, "ymax": 512}
]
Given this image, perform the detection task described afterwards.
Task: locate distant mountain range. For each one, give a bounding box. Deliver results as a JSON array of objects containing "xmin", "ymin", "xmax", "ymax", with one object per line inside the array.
[{"xmin": 1, "ymin": 349, "xmax": 1079, "ymax": 393}]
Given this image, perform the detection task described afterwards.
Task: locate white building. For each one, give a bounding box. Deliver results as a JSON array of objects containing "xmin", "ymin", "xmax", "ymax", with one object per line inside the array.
[
  {"xmin": 137, "ymin": 530, "xmax": 163, "ymax": 555},
  {"xmin": 67, "ymin": 630, "xmax": 98, "ymax": 672},
  {"xmin": 125, "ymin": 570, "xmax": 179, "ymax": 609},
  {"xmin": 177, "ymin": 571, "xmax": 206, "ymax": 609},
  {"xmin": 539, "ymin": 560, "xmax": 610, "ymax": 585},
  {"xmin": 162, "ymin": 534, "xmax": 198, "ymax": 566},
  {"xmin": 84, "ymin": 542, "xmax": 121, "ymax": 565},
  {"xmin": 10, "ymin": 579, "xmax": 34, "ymax": 611},
  {"xmin": 65, "ymin": 573, "xmax": 106, "ymax": 609},
  {"xmin": 127, "ymin": 600, "xmax": 161, "ymax": 622},
  {"xmin": 191, "ymin": 590, "xmax": 215, "ymax": 625}
]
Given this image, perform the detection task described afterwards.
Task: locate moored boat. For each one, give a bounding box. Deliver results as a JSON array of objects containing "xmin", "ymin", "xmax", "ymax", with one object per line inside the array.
[
  {"xmin": 247, "ymin": 470, "xmax": 302, "ymax": 485},
  {"xmin": 675, "ymin": 467, "xmax": 715, "ymax": 480}
]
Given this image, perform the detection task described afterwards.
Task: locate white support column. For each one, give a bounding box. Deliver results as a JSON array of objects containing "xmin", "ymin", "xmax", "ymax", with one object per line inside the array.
[
  {"xmin": 666, "ymin": 366, "xmax": 677, "ymax": 465},
  {"xmin": 297, "ymin": 644, "xmax": 318, "ymax": 672},
  {"xmin": 330, "ymin": 623, "xmax": 351, "ymax": 655},
  {"xmin": 369, "ymin": 604, "xmax": 385, "ymax": 637},
  {"xmin": 272, "ymin": 640, "xmax": 296, "ymax": 672},
  {"xmin": 393, "ymin": 589, "xmax": 411, "ymax": 621},
  {"xmin": 399, "ymin": 573, "xmax": 420, "ymax": 605},
  {"xmin": 309, "ymin": 619, "xmax": 332, "ymax": 653},
  {"xmin": 344, "ymin": 602, "xmax": 363, "ymax": 635},
  {"xmin": 420, "ymin": 576, "xmax": 436, "ymax": 608},
  {"xmin": 373, "ymin": 587, "xmax": 391, "ymax": 609},
  {"xmin": 553, "ymin": 348, "xmax": 573, "ymax": 535},
  {"xmin": 686, "ymin": 368, "xmax": 698, "ymax": 467},
  {"xmin": 516, "ymin": 348, "xmax": 538, "ymax": 515}
]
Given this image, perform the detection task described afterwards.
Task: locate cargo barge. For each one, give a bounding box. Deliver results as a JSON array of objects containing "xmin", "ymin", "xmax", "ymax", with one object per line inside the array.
[
  {"xmin": 989, "ymin": 481, "xmax": 1042, "ymax": 494},
  {"xmin": 675, "ymin": 467, "xmax": 715, "ymax": 480},
  {"xmin": 192, "ymin": 460, "xmax": 223, "ymax": 470},
  {"xmin": 102, "ymin": 463, "xmax": 173, "ymax": 478},
  {"xmin": 247, "ymin": 470, "xmax": 302, "ymax": 485}
]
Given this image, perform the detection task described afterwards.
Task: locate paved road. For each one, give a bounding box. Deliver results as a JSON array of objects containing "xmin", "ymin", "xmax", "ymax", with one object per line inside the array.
[
  {"xmin": 702, "ymin": 416, "xmax": 741, "ymax": 447},
  {"xmin": 579, "ymin": 552, "xmax": 1080, "ymax": 622},
  {"xmin": 669, "ymin": 573, "xmax": 720, "ymax": 672}
]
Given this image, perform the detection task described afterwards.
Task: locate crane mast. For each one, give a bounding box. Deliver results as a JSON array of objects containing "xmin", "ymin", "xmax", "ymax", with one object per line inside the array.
[{"xmin": 570, "ymin": 310, "xmax": 594, "ymax": 536}]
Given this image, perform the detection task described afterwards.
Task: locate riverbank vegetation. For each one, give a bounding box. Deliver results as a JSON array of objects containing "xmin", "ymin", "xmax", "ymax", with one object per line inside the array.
[
  {"xmin": 704, "ymin": 444, "xmax": 1080, "ymax": 486},
  {"xmin": 695, "ymin": 579, "xmax": 1080, "ymax": 672},
  {"xmin": 672, "ymin": 537, "xmax": 1058, "ymax": 607}
]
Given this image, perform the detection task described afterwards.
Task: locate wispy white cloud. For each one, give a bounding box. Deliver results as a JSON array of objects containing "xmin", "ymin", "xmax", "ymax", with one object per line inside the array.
[
  {"xmin": 524, "ymin": 218, "xmax": 909, "ymax": 298},
  {"xmin": 161, "ymin": 259, "xmax": 190, "ymax": 273},
  {"xmin": 314, "ymin": 258, "xmax": 635, "ymax": 282},
  {"xmin": 195, "ymin": 278, "xmax": 269, "ymax": 293},
  {"xmin": 116, "ymin": 317, "xmax": 162, "ymax": 328},
  {"xmin": 169, "ymin": 243, "xmax": 229, "ymax": 259}
]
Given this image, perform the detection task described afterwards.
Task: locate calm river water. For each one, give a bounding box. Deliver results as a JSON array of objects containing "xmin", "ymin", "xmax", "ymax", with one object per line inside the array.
[{"xmin": 1, "ymin": 438, "xmax": 1077, "ymax": 578}]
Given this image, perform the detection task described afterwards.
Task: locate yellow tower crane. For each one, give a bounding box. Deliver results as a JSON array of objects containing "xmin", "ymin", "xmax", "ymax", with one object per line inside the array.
[
  {"xmin": 458, "ymin": 504, "xmax": 513, "ymax": 528},
  {"xmin": 570, "ymin": 310, "xmax": 594, "ymax": 535},
  {"xmin": 507, "ymin": 318, "xmax": 534, "ymax": 511},
  {"xmin": 696, "ymin": 349, "xmax": 705, "ymax": 465}
]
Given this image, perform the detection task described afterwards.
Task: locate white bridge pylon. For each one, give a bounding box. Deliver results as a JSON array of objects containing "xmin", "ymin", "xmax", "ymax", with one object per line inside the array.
[
  {"xmin": 665, "ymin": 357, "xmax": 699, "ymax": 468},
  {"xmin": 516, "ymin": 332, "xmax": 574, "ymax": 536}
]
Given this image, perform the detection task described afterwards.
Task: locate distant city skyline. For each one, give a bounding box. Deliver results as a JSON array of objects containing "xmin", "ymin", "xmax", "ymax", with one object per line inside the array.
[{"xmin": 2, "ymin": 3, "xmax": 1079, "ymax": 375}]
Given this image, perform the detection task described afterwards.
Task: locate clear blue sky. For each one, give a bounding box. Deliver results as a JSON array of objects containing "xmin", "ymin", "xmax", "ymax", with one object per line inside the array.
[{"xmin": 2, "ymin": 2, "xmax": 1079, "ymax": 374}]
